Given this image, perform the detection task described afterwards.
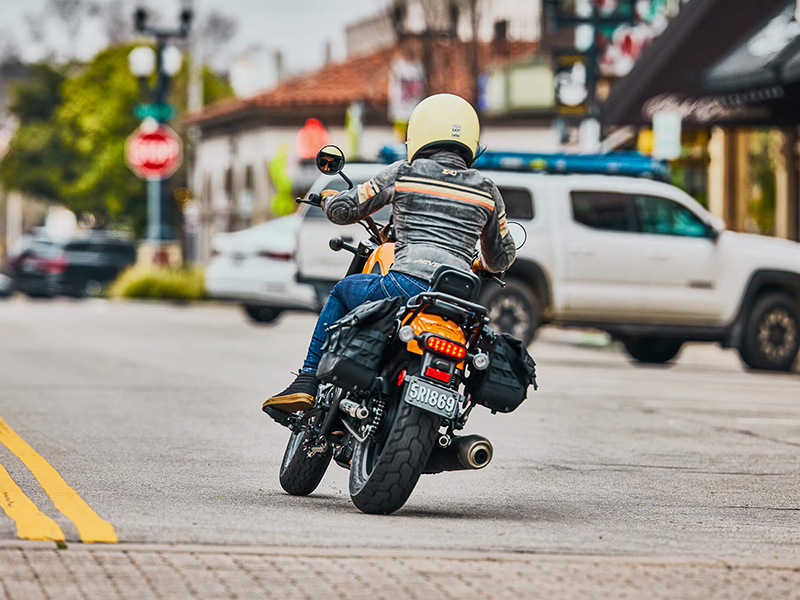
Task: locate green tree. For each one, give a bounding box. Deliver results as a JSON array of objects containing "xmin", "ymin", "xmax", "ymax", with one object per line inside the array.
[
  {"xmin": 1, "ymin": 44, "xmax": 233, "ymax": 236},
  {"xmin": 0, "ymin": 63, "xmax": 73, "ymax": 202}
]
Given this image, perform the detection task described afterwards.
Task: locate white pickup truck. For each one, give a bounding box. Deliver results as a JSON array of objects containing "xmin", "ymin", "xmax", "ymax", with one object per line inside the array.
[
  {"xmin": 208, "ymin": 163, "xmax": 800, "ymax": 372},
  {"xmin": 484, "ymin": 170, "xmax": 800, "ymax": 372}
]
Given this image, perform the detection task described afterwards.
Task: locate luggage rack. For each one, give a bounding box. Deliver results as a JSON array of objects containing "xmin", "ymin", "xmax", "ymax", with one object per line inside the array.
[{"xmin": 378, "ymin": 145, "xmax": 668, "ymax": 180}]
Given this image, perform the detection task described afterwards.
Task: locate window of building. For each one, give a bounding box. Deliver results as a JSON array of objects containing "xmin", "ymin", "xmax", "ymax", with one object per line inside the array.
[
  {"xmin": 634, "ymin": 195, "xmax": 709, "ymax": 238},
  {"xmin": 571, "ymin": 191, "xmax": 637, "ymax": 232},
  {"xmin": 498, "ymin": 187, "xmax": 535, "ymax": 220}
]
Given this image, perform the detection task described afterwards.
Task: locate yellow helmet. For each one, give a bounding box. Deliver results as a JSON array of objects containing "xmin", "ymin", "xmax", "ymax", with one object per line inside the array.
[{"xmin": 406, "ymin": 94, "xmax": 480, "ymax": 163}]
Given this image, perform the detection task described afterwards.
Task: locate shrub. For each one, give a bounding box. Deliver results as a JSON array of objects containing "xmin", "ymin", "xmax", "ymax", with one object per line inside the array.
[{"xmin": 109, "ymin": 266, "xmax": 206, "ymax": 301}]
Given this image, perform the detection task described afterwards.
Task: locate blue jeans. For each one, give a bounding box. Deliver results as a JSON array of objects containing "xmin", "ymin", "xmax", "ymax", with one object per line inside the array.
[{"xmin": 301, "ymin": 271, "xmax": 430, "ymax": 374}]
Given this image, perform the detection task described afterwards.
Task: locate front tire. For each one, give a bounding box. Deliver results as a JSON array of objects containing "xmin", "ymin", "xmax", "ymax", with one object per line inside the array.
[
  {"xmin": 739, "ymin": 293, "xmax": 799, "ymax": 372},
  {"xmin": 279, "ymin": 430, "xmax": 332, "ymax": 496},
  {"xmin": 243, "ymin": 304, "xmax": 283, "ymax": 324},
  {"xmin": 349, "ymin": 402, "xmax": 439, "ymax": 515},
  {"xmin": 624, "ymin": 338, "xmax": 683, "ymax": 364},
  {"xmin": 479, "ymin": 279, "xmax": 542, "ymax": 345}
]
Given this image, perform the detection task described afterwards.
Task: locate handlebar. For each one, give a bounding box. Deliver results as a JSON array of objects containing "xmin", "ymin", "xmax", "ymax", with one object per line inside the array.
[
  {"xmin": 474, "ymin": 268, "xmax": 507, "ymax": 288},
  {"xmin": 296, "ymin": 193, "xmax": 322, "ymax": 207}
]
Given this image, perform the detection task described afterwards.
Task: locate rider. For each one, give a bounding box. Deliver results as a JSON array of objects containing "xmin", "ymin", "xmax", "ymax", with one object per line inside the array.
[{"xmin": 263, "ymin": 93, "xmax": 516, "ymax": 414}]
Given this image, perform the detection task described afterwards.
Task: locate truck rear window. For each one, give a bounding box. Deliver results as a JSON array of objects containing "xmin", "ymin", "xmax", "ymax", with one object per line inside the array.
[
  {"xmin": 497, "ymin": 187, "xmax": 535, "ymax": 220},
  {"xmin": 571, "ymin": 191, "xmax": 636, "ymax": 232}
]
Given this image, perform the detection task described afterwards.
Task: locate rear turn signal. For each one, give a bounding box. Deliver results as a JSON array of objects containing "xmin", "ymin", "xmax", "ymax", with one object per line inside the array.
[{"xmin": 425, "ymin": 336, "xmax": 467, "ymax": 359}]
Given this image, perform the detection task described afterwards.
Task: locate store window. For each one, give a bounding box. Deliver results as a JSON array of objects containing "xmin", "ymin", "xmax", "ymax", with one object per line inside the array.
[{"xmin": 571, "ymin": 191, "xmax": 636, "ymax": 232}]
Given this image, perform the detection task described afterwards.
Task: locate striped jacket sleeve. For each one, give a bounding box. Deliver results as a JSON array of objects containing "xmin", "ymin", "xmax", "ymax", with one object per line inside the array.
[
  {"xmin": 479, "ymin": 184, "xmax": 516, "ymax": 273},
  {"xmin": 322, "ymin": 161, "xmax": 403, "ymax": 225}
]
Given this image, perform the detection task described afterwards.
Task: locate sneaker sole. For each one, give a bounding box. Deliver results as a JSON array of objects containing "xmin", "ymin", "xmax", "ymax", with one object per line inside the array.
[{"xmin": 262, "ymin": 393, "xmax": 314, "ymax": 414}]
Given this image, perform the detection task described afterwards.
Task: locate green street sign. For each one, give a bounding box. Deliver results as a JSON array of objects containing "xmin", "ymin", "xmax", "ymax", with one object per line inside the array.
[{"xmin": 134, "ymin": 102, "xmax": 177, "ymax": 122}]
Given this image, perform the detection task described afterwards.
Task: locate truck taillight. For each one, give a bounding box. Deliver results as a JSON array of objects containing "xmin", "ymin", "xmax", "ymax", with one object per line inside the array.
[{"xmin": 425, "ymin": 336, "xmax": 467, "ymax": 359}]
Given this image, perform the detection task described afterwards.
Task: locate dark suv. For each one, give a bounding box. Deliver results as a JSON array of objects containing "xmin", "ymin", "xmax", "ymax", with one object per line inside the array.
[
  {"xmin": 59, "ymin": 236, "xmax": 137, "ymax": 297},
  {"xmin": 7, "ymin": 234, "xmax": 137, "ymax": 298}
]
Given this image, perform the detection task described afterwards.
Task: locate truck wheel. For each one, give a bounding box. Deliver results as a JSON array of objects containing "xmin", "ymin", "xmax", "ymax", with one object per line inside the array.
[
  {"xmin": 479, "ymin": 279, "xmax": 541, "ymax": 345},
  {"xmin": 243, "ymin": 304, "xmax": 283, "ymax": 324},
  {"xmin": 624, "ymin": 338, "xmax": 683, "ymax": 364},
  {"xmin": 739, "ymin": 293, "xmax": 799, "ymax": 372}
]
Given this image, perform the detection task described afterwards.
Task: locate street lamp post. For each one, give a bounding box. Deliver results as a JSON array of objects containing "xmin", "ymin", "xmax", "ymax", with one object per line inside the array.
[{"xmin": 129, "ymin": 7, "xmax": 192, "ymax": 247}]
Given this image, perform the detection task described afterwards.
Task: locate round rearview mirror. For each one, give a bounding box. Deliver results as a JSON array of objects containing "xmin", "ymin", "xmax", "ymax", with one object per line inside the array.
[
  {"xmin": 508, "ymin": 221, "xmax": 527, "ymax": 250},
  {"xmin": 316, "ymin": 145, "xmax": 346, "ymax": 175}
]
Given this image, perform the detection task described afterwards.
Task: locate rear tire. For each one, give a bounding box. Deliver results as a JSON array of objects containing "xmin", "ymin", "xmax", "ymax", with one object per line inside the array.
[
  {"xmin": 244, "ymin": 304, "xmax": 283, "ymax": 324},
  {"xmin": 279, "ymin": 430, "xmax": 332, "ymax": 496},
  {"xmin": 624, "ymin": 338, "xmax": 683, "ymax": 364},
  {"xmin": 479, "ymin": 279, "xmax": 541, "ymax": 345},
  {"xmin": 739, "ymin": 293, "xmax": 799, "ymax": 372},
  {"xmin": 349, "ymin": 402, "xmax": 439, "ymax": 515}
]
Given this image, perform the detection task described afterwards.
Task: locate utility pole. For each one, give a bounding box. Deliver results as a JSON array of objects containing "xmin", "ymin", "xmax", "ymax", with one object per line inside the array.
[{"xmin": 130, "ymin": 6, "xmax": 193, "ymax": 247}]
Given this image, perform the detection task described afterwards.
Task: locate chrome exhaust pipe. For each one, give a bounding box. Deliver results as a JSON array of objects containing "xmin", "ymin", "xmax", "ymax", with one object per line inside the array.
[
  {"xmin": 339, "ymin": 398, "xmax": 369, "ymax": 420},
  {"xmin": 457, "ymin": 435, "xmax": 493, "ymax": 469},
  {"xmin": 423, "ymin": 434, "xmax": 493, "ymax": 474}
]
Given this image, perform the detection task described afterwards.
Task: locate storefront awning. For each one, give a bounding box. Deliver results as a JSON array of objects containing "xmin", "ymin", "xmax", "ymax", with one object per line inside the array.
[{"xmin": 603, "ymin": 0, "xmax": 800, "ymax": 127}]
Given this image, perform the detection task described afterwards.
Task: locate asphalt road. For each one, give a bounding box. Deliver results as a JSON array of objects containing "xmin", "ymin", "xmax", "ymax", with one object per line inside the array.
[{"xmin": 0, "ymin": 299, "xmax": 798, "ymax": 558}]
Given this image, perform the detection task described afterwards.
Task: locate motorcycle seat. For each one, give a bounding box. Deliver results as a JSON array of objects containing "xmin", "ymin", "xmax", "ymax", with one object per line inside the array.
[{"xmin": 429, "ymin": 266, "xmax": 479, "ymax": 302}]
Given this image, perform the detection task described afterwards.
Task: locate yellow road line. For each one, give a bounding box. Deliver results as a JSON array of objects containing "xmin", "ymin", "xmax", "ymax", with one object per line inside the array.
[
  {"xmin": 0, "ymin": 461, "xmax": 65, "ymax": 541},
  {"xmin": 0, "ymin": 417, "xmax": 117, "ymax": 543}
]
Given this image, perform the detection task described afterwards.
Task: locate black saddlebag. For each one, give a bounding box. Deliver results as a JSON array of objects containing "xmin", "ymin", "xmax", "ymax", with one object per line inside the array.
[
  {"xmin": 317, "ymin": 296, "xmax": 404, "ymax": 392},
  {"xmin": 466, "ymin": 332, "xmax": 537, "ymax": 413}
]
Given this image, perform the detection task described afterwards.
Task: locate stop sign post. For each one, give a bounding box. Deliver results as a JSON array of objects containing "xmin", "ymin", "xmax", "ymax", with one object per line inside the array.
[{"xmin": 126, "ymin": 123, "xmax": 183, "ymax": 241}]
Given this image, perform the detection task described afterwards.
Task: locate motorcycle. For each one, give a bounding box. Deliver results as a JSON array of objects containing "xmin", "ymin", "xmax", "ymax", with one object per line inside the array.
[{"xmin": 267, "ymin": 144, "xmax": 535, "ymax": 515}]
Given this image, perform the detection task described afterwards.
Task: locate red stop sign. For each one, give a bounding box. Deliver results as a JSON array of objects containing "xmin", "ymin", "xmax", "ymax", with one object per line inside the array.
[{"xmin": 126, "ymin": 124, "xmax": 183, "ymax": 179}]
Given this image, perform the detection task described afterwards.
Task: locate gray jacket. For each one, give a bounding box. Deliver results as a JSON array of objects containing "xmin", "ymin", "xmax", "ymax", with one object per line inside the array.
[{"xmin": 322, "ymin": 151, "xmax": 516, "ymax": 281}]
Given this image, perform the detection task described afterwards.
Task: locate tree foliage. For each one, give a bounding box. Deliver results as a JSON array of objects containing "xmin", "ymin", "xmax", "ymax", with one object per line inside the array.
[{"xmin": 0, "ymin": 45, "xmax": 233, "ymax": 235}]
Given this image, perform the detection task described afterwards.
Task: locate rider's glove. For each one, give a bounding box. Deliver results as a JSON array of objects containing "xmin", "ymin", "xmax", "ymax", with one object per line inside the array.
[{"xmin": 318, "ymin": 189, "xmax": 339, "ymax": 209}]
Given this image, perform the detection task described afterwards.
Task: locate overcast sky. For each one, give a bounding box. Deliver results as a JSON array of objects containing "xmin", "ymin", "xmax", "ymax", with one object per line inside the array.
[{"xmin": 0, "ymin": 0, "xmax": 388, "ymax": 76}]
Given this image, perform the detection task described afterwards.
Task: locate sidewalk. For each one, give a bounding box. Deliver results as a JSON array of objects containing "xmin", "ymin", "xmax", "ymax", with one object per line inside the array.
[{"xmin": 0, "ymin": 543, "xmax": 798, "ymax": 600}]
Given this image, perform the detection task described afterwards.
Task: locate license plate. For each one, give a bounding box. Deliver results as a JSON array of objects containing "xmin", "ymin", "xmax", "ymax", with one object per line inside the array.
[{"xmin": 402, "ymin": 376, "xmax": 460, "ymax": 419}]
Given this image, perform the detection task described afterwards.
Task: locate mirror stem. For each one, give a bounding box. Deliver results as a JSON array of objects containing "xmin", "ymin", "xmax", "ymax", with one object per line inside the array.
[{"xmin": 339, "ymin": 172, "xmax": 354, "ymax": 190}]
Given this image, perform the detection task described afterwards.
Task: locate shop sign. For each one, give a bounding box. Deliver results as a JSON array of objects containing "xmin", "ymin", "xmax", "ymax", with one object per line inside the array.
[
  {"xmin": 643, "ymin": 94, "xmax": 746, "ymax": 123},
  {"xmin": 652, "ymin": 111, "xmax": 682, "ymax": 160},
  {"xmin": 388, "ymin": 59, "xmax": 425, "ymax": 123},
  {"xmin": 555, "ymin": 55, "xmax": 588, "ymax": 116}
]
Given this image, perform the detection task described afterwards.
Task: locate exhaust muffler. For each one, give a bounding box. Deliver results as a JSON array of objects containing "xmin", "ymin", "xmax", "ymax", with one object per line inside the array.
[{"xmin": 424, "ymin": 434, "xmax": 493, "ymax": 474}]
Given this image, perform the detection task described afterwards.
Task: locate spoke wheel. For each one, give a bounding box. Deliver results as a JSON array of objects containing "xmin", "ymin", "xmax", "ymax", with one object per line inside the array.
[
  {"xmin": 740, "ymin": 293, "xmax": 800, "ymax": 372},
  {"xmin": 479, "ymin": 279, "xmax": 541, "ymax": 345}
]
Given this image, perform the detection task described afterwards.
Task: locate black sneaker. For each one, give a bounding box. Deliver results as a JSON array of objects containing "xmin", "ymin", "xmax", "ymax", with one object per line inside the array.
[{"xmin": 262, "ymin": 372, "xmax": 319, "ymax": 414}]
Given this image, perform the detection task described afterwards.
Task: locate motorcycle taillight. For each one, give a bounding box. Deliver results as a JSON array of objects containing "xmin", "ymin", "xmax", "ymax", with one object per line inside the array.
[{"xmin": 425, "ymin": 336, "xmax": 467, "ymax": 360}]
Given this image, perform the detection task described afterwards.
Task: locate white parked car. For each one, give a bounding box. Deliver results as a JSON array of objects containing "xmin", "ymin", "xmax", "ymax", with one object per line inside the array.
[
  {"xmin": 208, "ymin": 157, "xmax": 800, "ymax": 371},
  {"xmin": 205, "ymin": 164, "xmax": 388, "ymax": 323}
]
